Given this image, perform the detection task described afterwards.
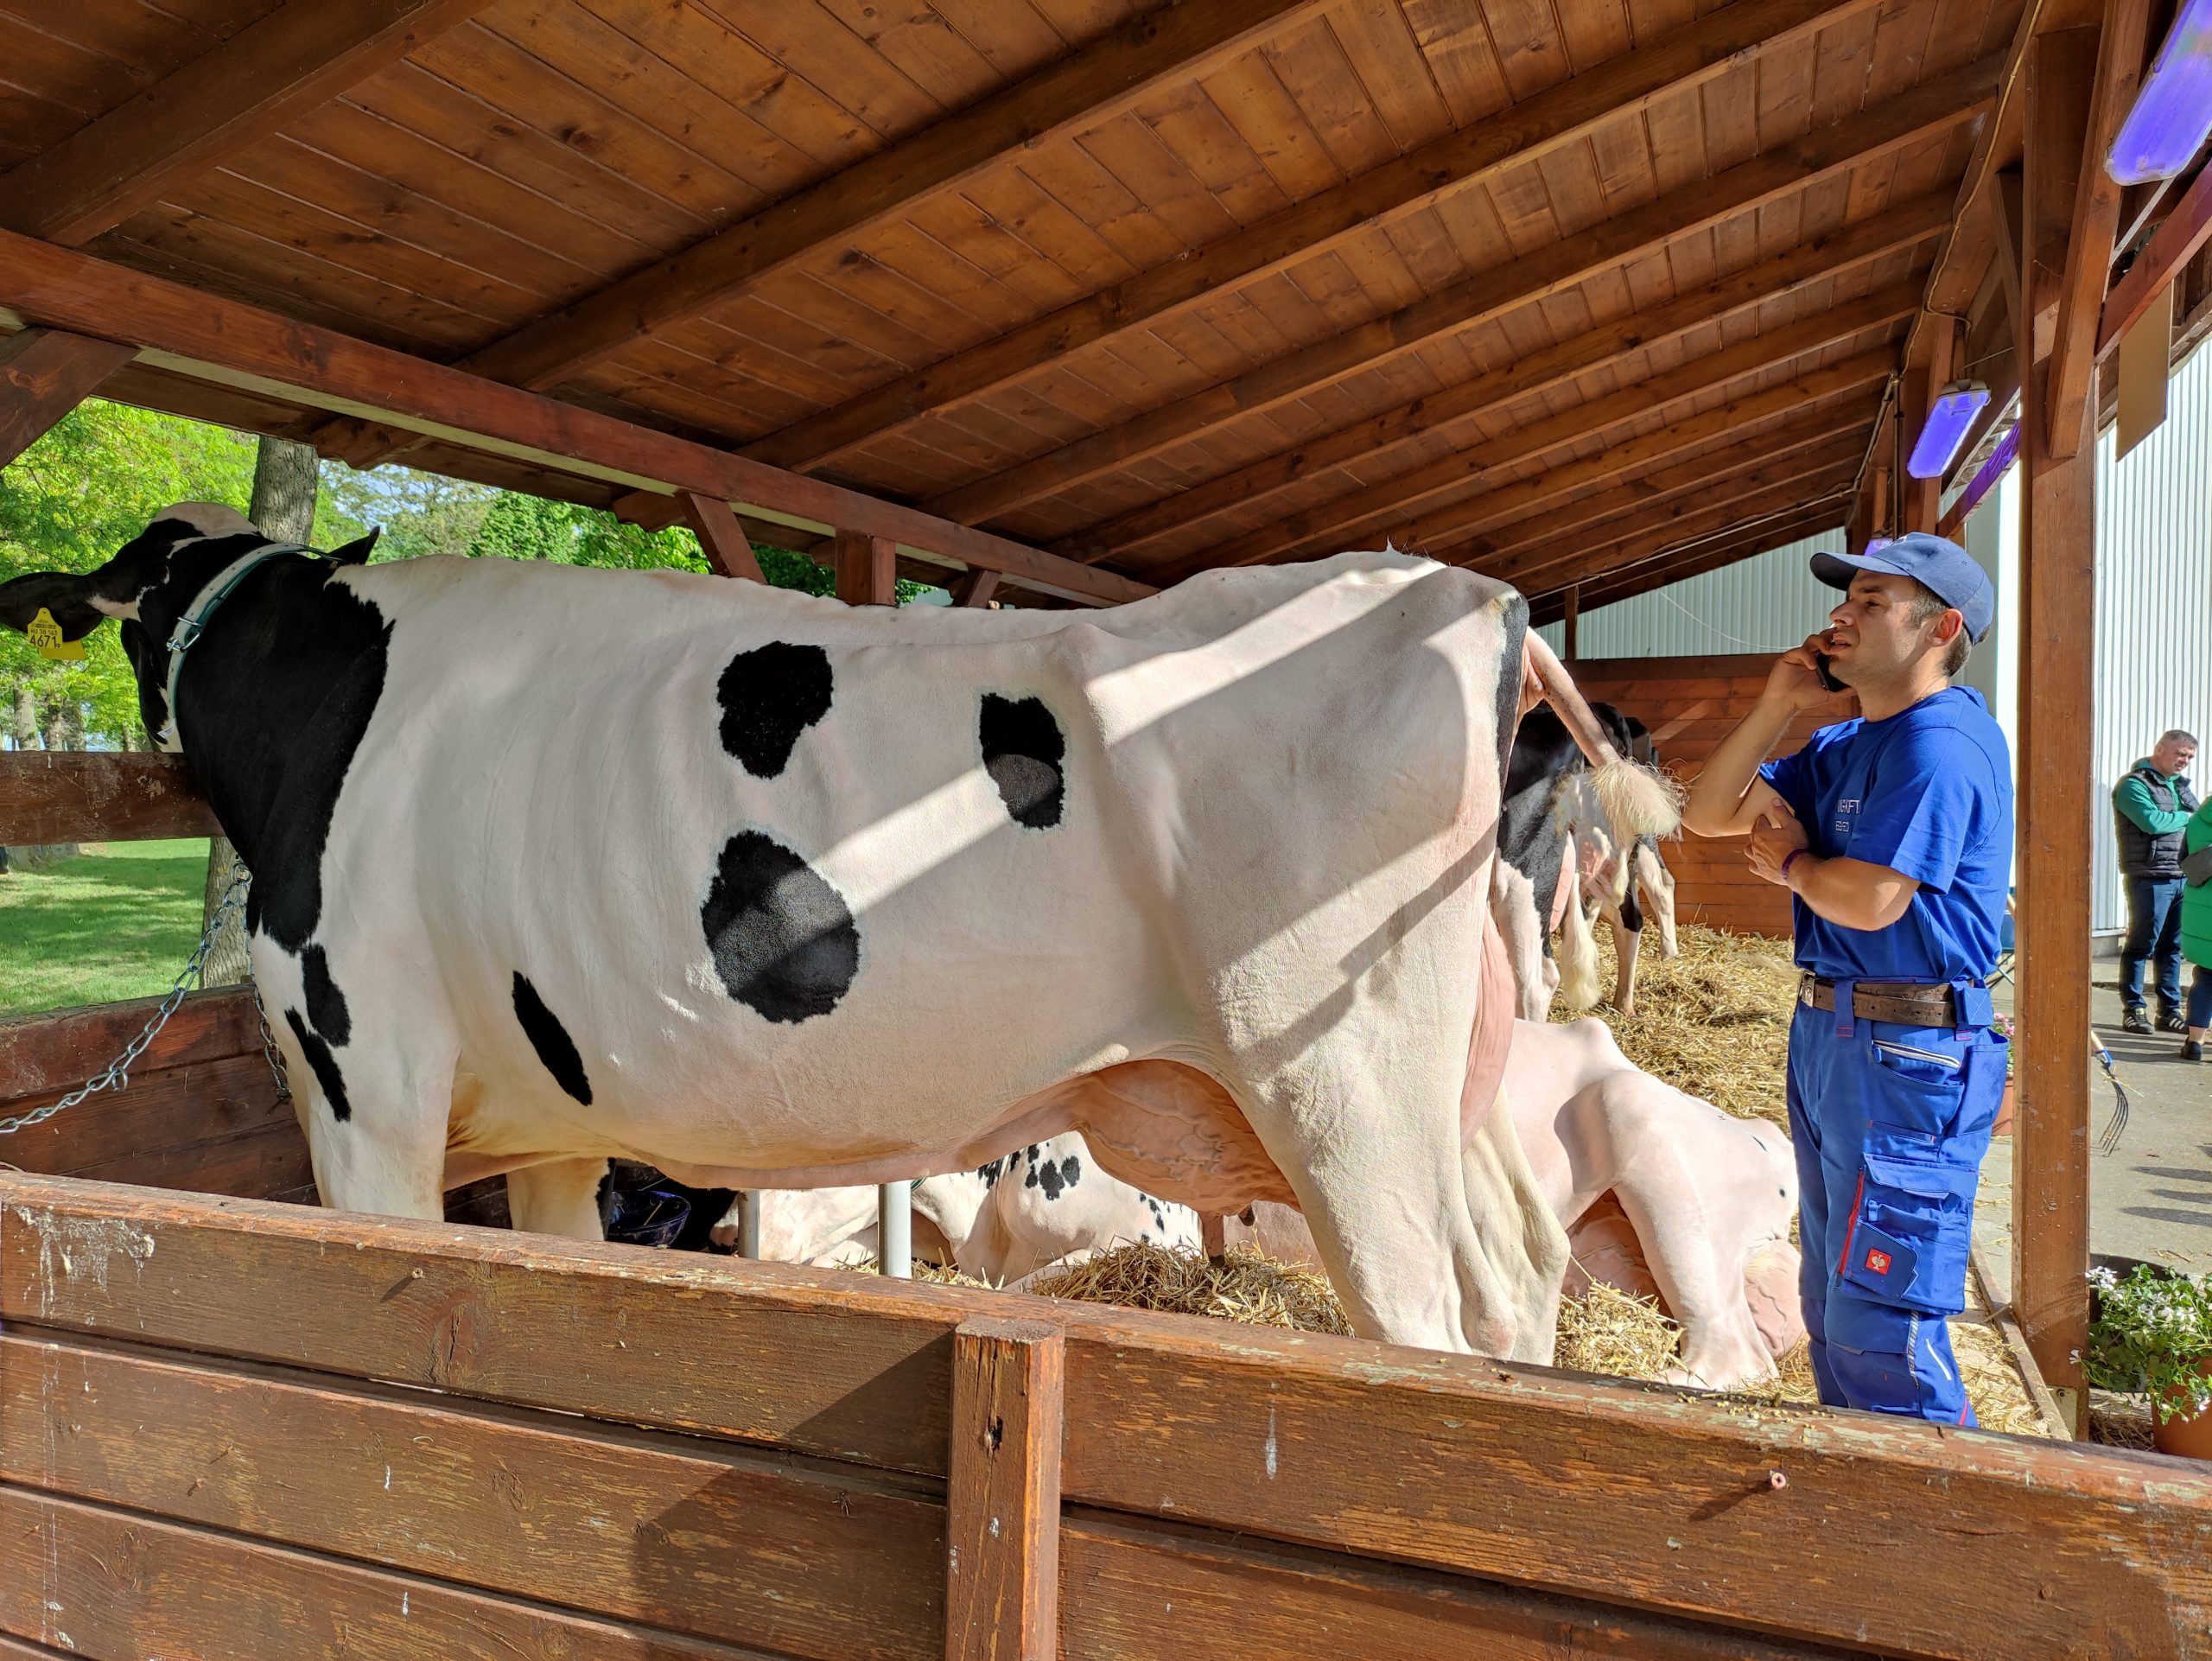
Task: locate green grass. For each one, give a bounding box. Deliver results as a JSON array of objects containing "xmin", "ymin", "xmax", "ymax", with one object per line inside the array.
[{"xmin": 0, "ymin": 839, "xmax": 213, "ymax": 1019}]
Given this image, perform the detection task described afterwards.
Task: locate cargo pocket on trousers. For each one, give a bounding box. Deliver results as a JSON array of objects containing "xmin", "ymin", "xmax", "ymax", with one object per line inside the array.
[
  {"xmin": 1867, "ymin": 1036, "xmax": 1970, "ymax": 1142},
  {"xmin": 1838, "ymin": 1149, "xmax": 1975, "ymax": 1315}
]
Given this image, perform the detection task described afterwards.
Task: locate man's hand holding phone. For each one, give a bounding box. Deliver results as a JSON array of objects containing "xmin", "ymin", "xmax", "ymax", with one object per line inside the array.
[{"xmin": 1763, "ymin": 632, "xmax": 1857, "ymax": 716}]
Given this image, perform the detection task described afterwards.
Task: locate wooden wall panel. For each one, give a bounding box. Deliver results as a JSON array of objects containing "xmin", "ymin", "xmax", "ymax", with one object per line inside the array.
[
  {"xmin": 1567, "ymin": 652, "xmax": 1832, "ymax": 936},
  {"xmin": 0, "ymin": 750, "xmax": 219, "ymax": 843}
]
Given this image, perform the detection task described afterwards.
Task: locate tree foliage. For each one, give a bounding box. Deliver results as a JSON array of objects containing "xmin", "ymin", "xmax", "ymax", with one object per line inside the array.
[{"xmin": 4, "ymin": 400, "xmax": 931, "ymax": 752}]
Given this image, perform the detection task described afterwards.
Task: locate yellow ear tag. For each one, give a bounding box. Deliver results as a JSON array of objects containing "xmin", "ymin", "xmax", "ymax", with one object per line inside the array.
[{"xmin": 28, "ymin": 608, "xmax": 86, "ymax": 661}]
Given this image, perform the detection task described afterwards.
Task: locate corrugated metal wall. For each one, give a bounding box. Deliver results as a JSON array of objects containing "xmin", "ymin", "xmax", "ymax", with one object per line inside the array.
[{"xmin": 1535, "ymin": 340, "xmax": 2212, "ymax": 933}]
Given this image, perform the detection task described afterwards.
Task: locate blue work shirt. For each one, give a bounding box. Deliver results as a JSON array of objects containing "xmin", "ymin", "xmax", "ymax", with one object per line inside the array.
[{"xmin": 1759, "ymin": 686, "xmax": 2013, "ymax": 984}]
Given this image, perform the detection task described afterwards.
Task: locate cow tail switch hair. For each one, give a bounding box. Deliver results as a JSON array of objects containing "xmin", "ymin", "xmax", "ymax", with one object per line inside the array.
[{"xmin": 1522, "ymin": 633, "xmax": 1685, "ymax": 843}]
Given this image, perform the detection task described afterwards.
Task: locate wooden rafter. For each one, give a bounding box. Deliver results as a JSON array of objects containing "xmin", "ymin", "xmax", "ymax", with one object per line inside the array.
[
  {"xmin": 0, "ymin": 329, "xmax": 138, "ymax": 468},
  {"xmin": 1452, "ymin": 427, "xmax": 1871, "ymax": 576},
  {"xmin": 923, "ymin": 56, "xmax": 2000, "ymax": 529},
  {"xmin": 2101, "ymin": 162, "xmax": 2212, "ymax": 354},
  {"xmin": 1535, "ymin": 505, "xmax": 1849, "ymax": 621},
  {"xmin": 0, "ymin": 229, "xmax": 1147, "ymax": 608},
  {"xmin": 676, "ymin": 492, "xmax": 766, "ymax": 584},
  {"xmin": 1489, "ymin": 467, "xmax": 1861, "ymax": 597},
  {"xmin": 1060, "ymin": 193, "xmax": 1949, "ymax": 564},
  {"xmin": 454, "ymin": 0, "xmax": 1334, "ymax": 395},
  {"xmin": 1162, "ymin": 296, "xmax": 1910, "ymax": 580},
  {"xmin": 0, "ymin": 0, "xmax": 496, "ymax": 247},
  {"xmin": 2044, "ymin": 0, "xmax": 2154, "ymax": 456},
  {"xmin": 743, "ymin": 0, "xmax": 1887, "ymax": 473}
]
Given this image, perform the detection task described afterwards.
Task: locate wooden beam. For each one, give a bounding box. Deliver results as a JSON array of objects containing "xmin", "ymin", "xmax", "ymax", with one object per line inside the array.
[
  {"xmin": 2014, "ymin": 27, "xmax": 2099, "ymax": 1431},
  {"xmin": 0, "ymin": 0, "xmax": 494, "ymax": 247},
  {"xmin": 676, "ymin": 492, "xmax": 766, "ymax": 584},
  {"xmin": 2044, "ymin": 0, "xmax": 2154, "ymax": 458},
  {"xmin": 2101, "ymin": 162, "xmax": 2212, "ymax": 354},
  {"xmin": 0, "ymin": 328, "xmax": 136, "ymax": 468},
  {"xmin": 1166, "ymin": 323, "xmax": 1901, "ymax": 582},
  {"xmin": 923, "ymin": 59, "xmax": 2000, "ymax": 529},
  {"xmin": 0, "ymin": 753, "xmax": 217, "ymax": 845},
  {"xmin": 456, "ymin": 0, "xmax": 1332, "ymax": 394},
  {"xmin": 950, "ymin": 570, "xmax": 1001, "ymax": 609},
  {"xmin": 0, "ymin": 228, "xmax": 1150, "ymax": 608},
  {"xmin": 1561, "ymin": 588, "xmax": 1580, "ymax": 660},
  {"xmin": 834, "ymin": 531, "xmax": 898, "ymax": 607},
  {"xmin": 1060, "ymin": 193, "xmax": 1949, "ymax": 565},
  {"xmin": 1433, "ymin": 420, "xmax": 1872, "ymax": 570},
  {"xmin": 945, "ymin": 1316, "xmax": 1064, "ymax": 1661},
  {"xmin": 746, "ymin": 0, "xmax": 1888, "ymax": 473}
]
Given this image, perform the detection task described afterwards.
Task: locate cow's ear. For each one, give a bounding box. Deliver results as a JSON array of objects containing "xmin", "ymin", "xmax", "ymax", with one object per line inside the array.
[
  {"xmin": 327, "ymin": 527, "xmax": 380, "ymax": 566},
  {"xmin": 0, "ymin": 571, "xmax": 104, "ymax": 640}
]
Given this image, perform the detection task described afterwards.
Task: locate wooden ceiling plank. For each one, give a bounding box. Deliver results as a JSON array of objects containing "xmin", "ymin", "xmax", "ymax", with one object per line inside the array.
[
  {"xmin": 1535, "ymin": 505, "xmax": 1847, "ymax": 619},
  {"xmin": 2044, "ymin": 0, "xmax": 2152, "ymax": 457},
  {"xmin": 0, "ymin": 0, "xmax": 498, "ymax": 248},
  {"xmin": 454, "ymin": 0, "xmax": 1338, "ymax": 396},
  {"xmin": 744, "ymin": 0, "xmax": 1889, "ymax": 471},
  {"xmin": 0, "ymin": 328, "xmax": 138, "ymax": 467},
  {"xmin": 922, "ymin": 54, "xmax": 2001, "ymax": 528},
  {"xmin": 1168, "ymin": 284, "xmax": 1914, "ymax": 575},
  {"xmin": 0, "ymin": 227, "xmax": 1148, "ymax": 607},
  {"xmin": 1060, "ymin": 190, "xmax": 1948, "ymax": 563},
  {"xmin": 2100, "ymin": 163, "xmax": 2212, "ymax": 357}
]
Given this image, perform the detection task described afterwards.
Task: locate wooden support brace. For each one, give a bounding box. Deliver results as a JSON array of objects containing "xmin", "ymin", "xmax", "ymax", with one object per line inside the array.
[
  {"xmin": 677, "ymin": 491, "xmax": 766, "ymax": 583},
  {"xmin": 2101, "ymin": 162, "xmax": 2212, "ymax": 355},
  {"xmin": 951, "ymin": 569, "xmax": 1001, "ymax": 608},
  {"xmin": 0, "ymin": 328, "xmax": 137, "ymax": 468},
  {"xmin": 1562, "ymin": 585, "xmax": 1580, "ymax": 659},
  {"xmin": 946, "ymin": 1316, "xmax": 1064, "ymax": 1661},
  {"xmin": 835, "ymin": 531, "xmax": 899, "ymax": 607}
]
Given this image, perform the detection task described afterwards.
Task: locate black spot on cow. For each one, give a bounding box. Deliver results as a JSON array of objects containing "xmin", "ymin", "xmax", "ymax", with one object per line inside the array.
[
  {"xmin": 1026, "ymin": 1152, "xmax": 1082, "ymax": 1201},
  {"xmin": 299, "ymin": 944, "xmax": 350, "ymax": 1046},
  {"xmin": 701, "ymin": 830, "xmax": 860, "ymax": 1022},
  {"xmin": 977, "ymin": 1157, "xmax": 1007, "ymax": 1189},
  {"xmin": 980, "ymin": 693, "xmax": 1065, "ymax": 829},
  {"xmin": 284, "ymin": 1008, "xmax": 352, "ymax": 1122},
  {"xmin": 715, "ymin": 642, "xmax": 833, "ymax": 778},
  {"xmin": 512, "ymin": 972, "xmax": 594, "ymax": 1106}
]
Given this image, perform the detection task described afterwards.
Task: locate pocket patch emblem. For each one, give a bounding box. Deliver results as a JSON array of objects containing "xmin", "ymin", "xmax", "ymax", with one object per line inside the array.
[{"xmin": 1866, "ymin": 1248, "xmax": 1892, "ymax": 1276}]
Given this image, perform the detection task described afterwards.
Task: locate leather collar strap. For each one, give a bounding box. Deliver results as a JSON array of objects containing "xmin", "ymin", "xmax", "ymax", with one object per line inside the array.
[
  {"xmin": 1798, "ymin": 974, "xmax": 1959, "ymax": 1028},
  {"xmin": 156, "ymin": 541, "xmax": 309, "ymax": 751}
]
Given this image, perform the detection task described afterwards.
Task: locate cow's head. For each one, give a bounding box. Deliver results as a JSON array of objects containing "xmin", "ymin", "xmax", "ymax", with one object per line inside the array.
[{"xmin": 0, "ymin": 502, "xmax": 378, "ymax": 735}]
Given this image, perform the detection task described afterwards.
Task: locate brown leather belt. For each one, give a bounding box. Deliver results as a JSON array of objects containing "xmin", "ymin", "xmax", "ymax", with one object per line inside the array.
[{"xmin": 1798, "ymin": 975, "xmax": 1958, "ymax": 1027}]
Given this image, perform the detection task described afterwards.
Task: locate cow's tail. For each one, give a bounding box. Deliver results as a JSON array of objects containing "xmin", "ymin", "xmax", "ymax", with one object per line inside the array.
[{"xmin": 1524, "ymin": 633, "xmax": 1682, "ymax": 843}]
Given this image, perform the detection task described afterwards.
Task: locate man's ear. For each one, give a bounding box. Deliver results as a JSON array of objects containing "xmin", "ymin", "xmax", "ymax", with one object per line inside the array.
[
  {"xmin": 0, "ymin": 571, "xmax": 104, "ymax": 640},
  {"xmin": 327, "ymin": 527, "xmax": 380, "ymax": 566}
]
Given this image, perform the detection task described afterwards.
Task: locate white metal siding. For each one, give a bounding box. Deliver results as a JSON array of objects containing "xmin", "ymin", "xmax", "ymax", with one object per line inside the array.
[{"xmin": 1535, "ymin": 530, "xmax": 1847, "ymax": 659}]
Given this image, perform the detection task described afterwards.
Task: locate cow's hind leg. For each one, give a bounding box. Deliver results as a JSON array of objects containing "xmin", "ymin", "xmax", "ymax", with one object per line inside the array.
[{"xmin": 508, "ymin": 1157, "xmax": 610, "ymax": 1241}]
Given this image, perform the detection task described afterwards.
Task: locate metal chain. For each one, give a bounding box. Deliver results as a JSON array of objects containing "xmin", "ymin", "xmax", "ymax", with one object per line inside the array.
[{"xmin": 0, "ymin": 871, "xmax": 287, "ymax": 1138}]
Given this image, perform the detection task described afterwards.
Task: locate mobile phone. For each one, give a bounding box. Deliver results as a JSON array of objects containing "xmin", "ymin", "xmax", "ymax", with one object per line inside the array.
[{"xmin": 1815, "ymin": 652, "xmax": 1845, "ymax": 693}]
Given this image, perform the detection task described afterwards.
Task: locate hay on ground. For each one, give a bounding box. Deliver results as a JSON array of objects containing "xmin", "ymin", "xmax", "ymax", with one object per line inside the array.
[
  {"xmin": 1564, "ymin": 920, "xmax": 1797, "ymax": 1128},
  {"xmin": 1554, "ymin": 1282, "xmax": 1681, "ymax": 1377},
  {"xmin": 1026, "ymin": 1241, "xmax": 1351, "ymax": 1335}
]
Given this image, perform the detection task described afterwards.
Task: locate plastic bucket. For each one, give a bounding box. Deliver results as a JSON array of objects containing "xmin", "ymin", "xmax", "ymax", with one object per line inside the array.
[{"xmin": 604, "ymin": 1185, "xmax": 692, "ymax": 1249}]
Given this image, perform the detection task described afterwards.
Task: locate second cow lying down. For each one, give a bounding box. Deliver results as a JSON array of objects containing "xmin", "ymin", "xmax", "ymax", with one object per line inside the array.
[{"xmin": 724, "ymin": 1021, "xmax": 1802, "ymax": 1391}]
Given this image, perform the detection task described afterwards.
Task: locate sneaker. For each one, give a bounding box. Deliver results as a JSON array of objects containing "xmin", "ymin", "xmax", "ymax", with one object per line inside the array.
[
  {"xmin": 2184, "ymin": 1041, "xmax": 2205, "ymax": 1062},
  {"xmin": 2123, "ymin": 1008, "xmax": 2153, "ymax": 1035},
  {"xmin": 2160, "ymin": 1011, "xmax": 2189, "ymax": 1034}
]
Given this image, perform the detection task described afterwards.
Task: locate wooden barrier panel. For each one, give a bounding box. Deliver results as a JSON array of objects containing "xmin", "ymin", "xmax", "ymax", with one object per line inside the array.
[
  {"xmin": 1568, "ymin": 653, "xmax": 1831, "ymax": 936},
  {"xmin": 2, "ymin": 1178, "xmax": 2209, "ymax": 1661},
  {"xmin": 0, "ymin": 751, "xmax": 218, "ymax": 844}
]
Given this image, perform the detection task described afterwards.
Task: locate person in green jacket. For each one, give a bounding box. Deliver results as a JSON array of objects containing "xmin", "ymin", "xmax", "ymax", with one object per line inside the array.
[
  {"xmin": 2179, "ymin": 795, "xmax": 2212, "ymax": 1060},
  {"xmin": 2113, "ymin": 730, "xmax": 2200, "ymax": 1034}
]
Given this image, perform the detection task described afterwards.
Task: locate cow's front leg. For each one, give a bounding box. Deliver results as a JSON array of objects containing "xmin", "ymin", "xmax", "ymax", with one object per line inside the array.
[{"xmin": 508, "ymin": 1157, "xmax": 611, "ymax": 1241}]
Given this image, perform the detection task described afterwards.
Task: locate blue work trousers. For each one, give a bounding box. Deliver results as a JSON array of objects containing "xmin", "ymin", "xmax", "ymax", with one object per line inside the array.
[
  {"xmin": 2120, "ymin": 875, "xmax": 2186, "ymax": 1015},
  {"xmin": 1785, "ymin": 1001, "xmax": 2005, "ymax": 1423}
]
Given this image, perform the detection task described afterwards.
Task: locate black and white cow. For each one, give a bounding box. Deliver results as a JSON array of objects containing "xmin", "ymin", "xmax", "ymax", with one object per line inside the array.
[{"xmin": 0, "ymin": 506, "xmax": 1675, "ymax": 1359}]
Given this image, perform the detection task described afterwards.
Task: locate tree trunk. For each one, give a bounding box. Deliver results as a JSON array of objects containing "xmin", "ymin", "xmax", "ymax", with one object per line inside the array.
[
  {"xmin": 11, "ymin": 682, "xmax": 37, "ymax": 749},
  {"xmin": 201, "ymin": 436, "xmax": 321, "ymax": 988}
]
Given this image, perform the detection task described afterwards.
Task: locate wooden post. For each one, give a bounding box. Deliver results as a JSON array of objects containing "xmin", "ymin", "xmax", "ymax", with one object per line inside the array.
[
  {"xmin": 951, "ymin": 568, "xmax": 1001, "ymax": 608},
  {"xmin": 676, "ymin": 490, "xmax": 766, "ymax": 582},
  {"xmin": 835, "ymin": 529, "xmax": 899, "ymax": 606},
  {"xmin": 1900, "ymin": 314, "xmax": 1955, "ymax": 530},
  {"xmin": 1561, "ymin": 583, "xmax": 1580, "ymax": 659},
  {"xmin": 946, "ymin": 1316, "xmax": 1063, "ymax": 1661},
  {"xmin": 0, "ymin": 328, "xmax": 136, "ymax": 467},
  {"xmin": 2013, "ymin": 28, "xmax": 2099, "ymax": 1432}
]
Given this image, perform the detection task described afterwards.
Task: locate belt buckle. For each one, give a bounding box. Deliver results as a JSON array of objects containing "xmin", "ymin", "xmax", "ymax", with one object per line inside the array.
[{"xmin": 1797, "ymin": 975, "xmax": 1816, "ymax": 1008}]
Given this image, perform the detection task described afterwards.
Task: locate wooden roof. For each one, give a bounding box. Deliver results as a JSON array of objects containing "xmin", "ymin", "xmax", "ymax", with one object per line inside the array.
[{"xmin": 0, "ymin": 0, "xmax": 2038, "ymax": 607}]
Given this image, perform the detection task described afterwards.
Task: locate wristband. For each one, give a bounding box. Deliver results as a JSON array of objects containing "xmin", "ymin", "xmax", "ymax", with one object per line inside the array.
[{"xmin": 1779, "ymin": 848, "xmax": 1808, "ymax": 884}]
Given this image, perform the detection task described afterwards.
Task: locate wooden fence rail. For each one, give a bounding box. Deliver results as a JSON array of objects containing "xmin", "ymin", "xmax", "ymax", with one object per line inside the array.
[{"xmin": 0, "ymin": 1175, "xmax": 2204, "ymax": 1661}]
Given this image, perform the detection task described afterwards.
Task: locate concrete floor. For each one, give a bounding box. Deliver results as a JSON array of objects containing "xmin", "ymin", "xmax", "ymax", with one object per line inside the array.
[{"xmin": 1975, "ymin": 964, "xmax": 2212, "ymax": 1302}]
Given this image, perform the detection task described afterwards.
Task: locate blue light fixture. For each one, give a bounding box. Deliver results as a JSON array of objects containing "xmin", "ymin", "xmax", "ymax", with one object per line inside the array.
[
  {"xmin": 2108, "ymin": 0, "xmax": 2212, "ymax": 184},
  {"xmin": 1906, "ymin": 381, "xmax": 1992, "ymax": 478}
]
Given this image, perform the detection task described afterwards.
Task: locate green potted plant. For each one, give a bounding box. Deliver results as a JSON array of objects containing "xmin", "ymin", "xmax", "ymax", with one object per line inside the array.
[{"xmin": 2088, "ymin": 1264, "xmax": 2212, "ymax": 1457}]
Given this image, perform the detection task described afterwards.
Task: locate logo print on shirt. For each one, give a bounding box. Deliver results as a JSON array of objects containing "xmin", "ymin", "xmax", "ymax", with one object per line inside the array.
[{"xmin": 1865, "ymin": 1248, "xmax": 1892, "ymax": 1276}]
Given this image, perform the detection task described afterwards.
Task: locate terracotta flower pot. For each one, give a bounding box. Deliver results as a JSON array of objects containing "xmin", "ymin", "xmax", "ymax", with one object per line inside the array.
[
  {"xmin": 1993, "ymin": 1077, "xmax": 2015, "ymax": 1136},
  {"xmin": 2152, "ymin": 1359, "xmax": 2212, "ymax": 1460}
]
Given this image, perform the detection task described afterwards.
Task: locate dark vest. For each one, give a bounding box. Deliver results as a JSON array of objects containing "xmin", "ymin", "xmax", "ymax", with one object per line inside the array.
[{"xmin": 2117, "ymin": 766, "xmax": 2200, "ymax": 877}]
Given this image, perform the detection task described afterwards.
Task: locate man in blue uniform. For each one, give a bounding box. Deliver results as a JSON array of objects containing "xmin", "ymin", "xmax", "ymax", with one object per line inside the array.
[{"xmin": 1683, "ymin": 532, "xmax": 2010, "ymax": 1422}]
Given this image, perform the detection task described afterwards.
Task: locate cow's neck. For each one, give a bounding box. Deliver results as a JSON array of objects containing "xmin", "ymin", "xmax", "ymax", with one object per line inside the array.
[{"xmin": 152, "ymin": 556, "xmax": 392, "ymax": 951}]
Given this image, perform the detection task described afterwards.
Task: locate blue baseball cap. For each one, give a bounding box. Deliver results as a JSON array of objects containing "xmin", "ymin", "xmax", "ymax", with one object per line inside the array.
[{"xmin": 1809, "ymin": 531, "xmax": 1994, "ymax": 643}]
